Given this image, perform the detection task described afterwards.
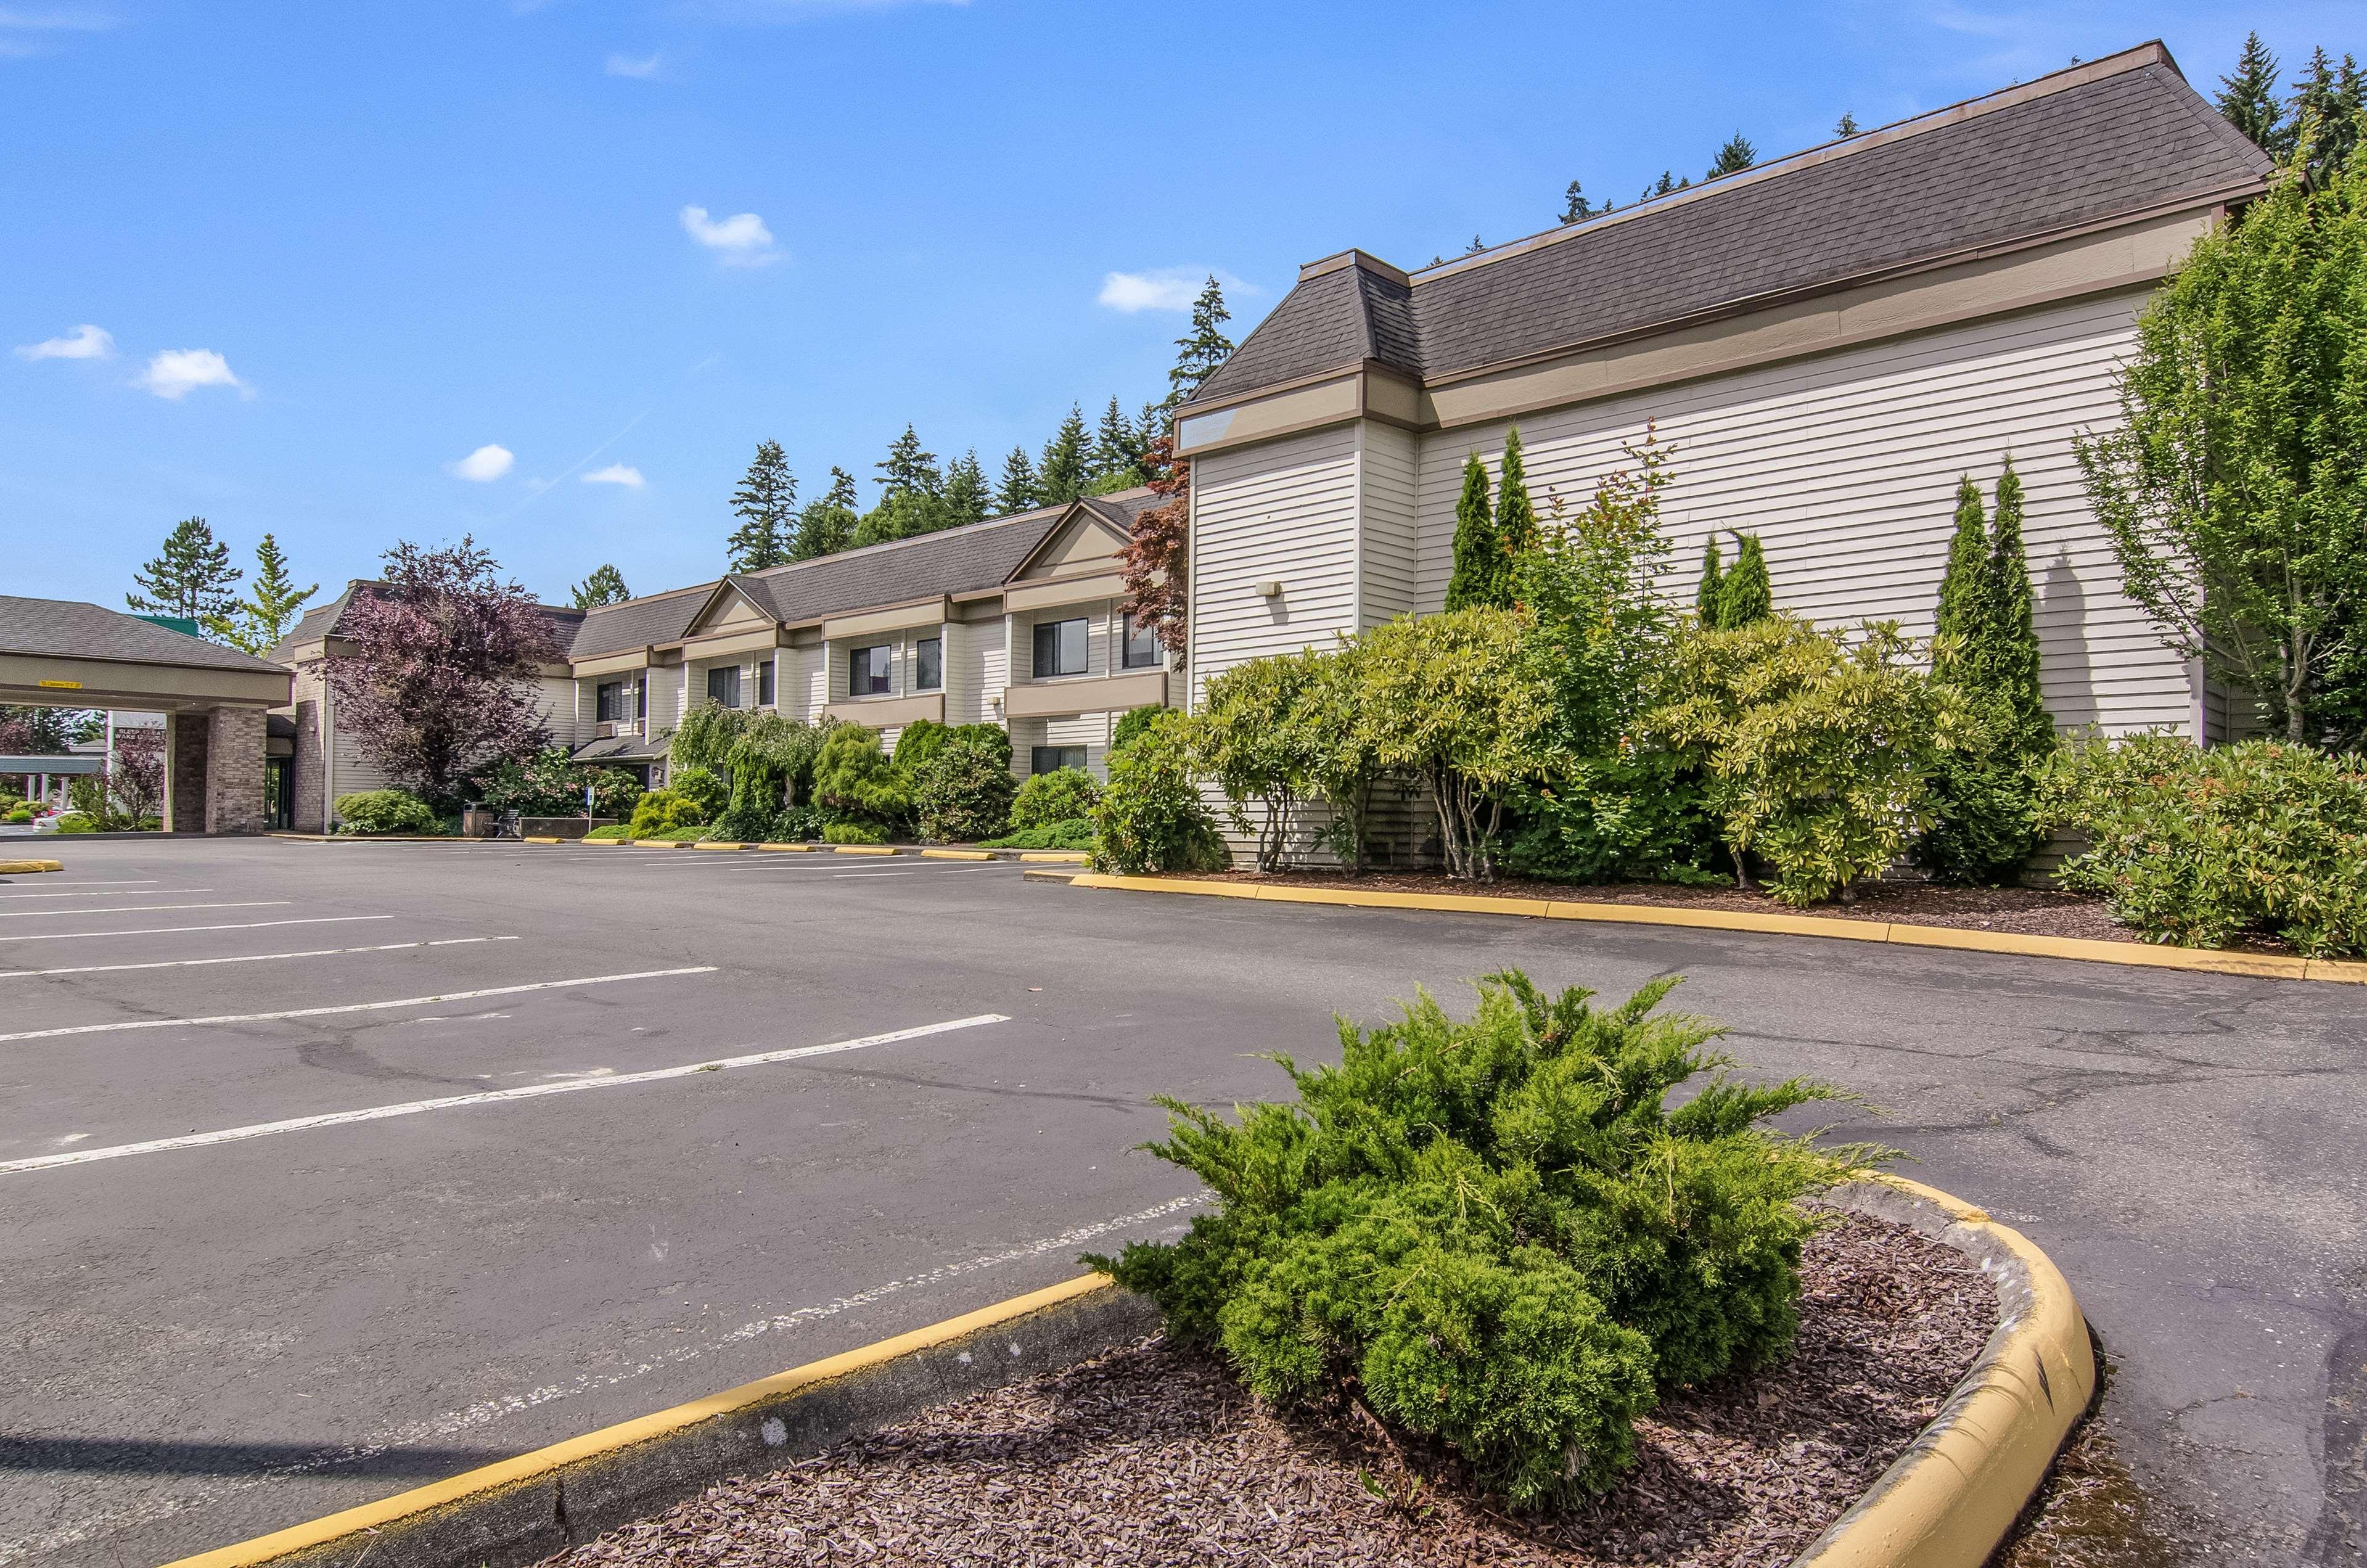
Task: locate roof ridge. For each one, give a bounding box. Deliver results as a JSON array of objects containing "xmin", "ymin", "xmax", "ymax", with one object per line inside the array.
[
  {"xmin": 1407, "ymin": 40, "xmax": 2182, "ymax": 286},
  {"xmin": 741, "ymin": 499, "xmax": 1110, "ymax": 581}
]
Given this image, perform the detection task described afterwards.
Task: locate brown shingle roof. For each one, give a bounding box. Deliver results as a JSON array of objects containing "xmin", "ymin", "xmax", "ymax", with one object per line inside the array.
[
  {"xmin": 1, "ymin": 596, "xmax": 289, "ymax": 673},
  {"xmin": 1192, "ymin": 46, "xmax": 2271, "ymax": 406}
]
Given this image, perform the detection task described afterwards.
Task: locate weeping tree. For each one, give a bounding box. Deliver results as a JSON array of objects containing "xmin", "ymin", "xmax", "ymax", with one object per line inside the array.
[{"xmin": 2075, "ymin": 129, "xmax": 2367, "ymax": 747}]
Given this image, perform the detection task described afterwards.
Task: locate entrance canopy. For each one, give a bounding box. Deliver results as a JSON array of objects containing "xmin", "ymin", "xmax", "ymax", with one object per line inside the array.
[{"xmin": 0, "ymin": 595, "xmax": 290, "ymax": 712}]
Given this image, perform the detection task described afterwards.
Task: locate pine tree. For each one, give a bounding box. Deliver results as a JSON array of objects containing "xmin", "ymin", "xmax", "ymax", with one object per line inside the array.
[
  {"xmin": 207, "ymin": 533, "xmax": 319, "ymax": 654},
  {"xmin": 792, "ymin": 467, "xmax": 861, "ymax": 560},
  {"xmin": 726, "ymin": 440, "xmax": 797, "ymax": 572},
  {"xmin": 1695, "ymin": 535, "xmax": 1725, "ymax": 619},
  {"xmin": 1835, "ymin": 112, "xmax": 1861, "ymax": 138},
  {"xmin": 1443, "ymin": 454, "xmax": 1503, "ymax": 610},
  {"xmin": 876, "ymin": 424, "xmax": 941, "ymax": 501},
  {"xmin": 1093, "ymin": 395, "xmax": 1145, "ymax": 485},
  {"xmin": 2217, "ymin": 32, "xmax": 2289, "ymax": 157},
  {"xmin": 941, "ymin": 449, "xmax": 990, "ymax": 530},
  {"xmin": 1167, "ymin": 276, "xmax": 1235, "ymax": 407},
  {"xmin": 128, "ymin": 517, "xmax": 242, "ymax": 630},
  {"xmin": 1038, "ymin": 404, "xmax": 1091, "ymax": 504},
  {"xmin": 1987, "ymin": 458, "xmax": 2049, "ymax": 752},
  {"xmin": 1560, "ymin": 179, "xmax": 1592, "ymax": 223},
  {"xmin": 1466, "ymin": 234, "xmax": 1487, "ymax": 254},
  {"xmin": 1495, "ymin": 427, "xmax": 1538, "ymax": 560},
  {"xmin": 2289, "ymin": 47, "xmax": 2365, "ymax": 181},
  {"xmin": 571, "ymin": 564, "xmax": 631, "ymax": 609},
  {"xmin": 1712, "ymin": 534, "xmax": 1772, "ymax": 627},
  {"xmin": 996, "ymin": 446, "xmax": 1040, "ymax": 513},
  {"xmin": 1707, "ymin": 132, "xmax": 1757, "ymax": 178}
]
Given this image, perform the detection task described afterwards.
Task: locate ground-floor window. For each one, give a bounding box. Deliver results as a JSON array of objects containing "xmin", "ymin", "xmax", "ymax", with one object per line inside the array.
[
  {"xmin": 1030, "ymin": 745, "xmax": 1086, "ymax": 774},
  {"xmin": 758, "ymin": 657, "xmax": 776, "ymax": 707}
]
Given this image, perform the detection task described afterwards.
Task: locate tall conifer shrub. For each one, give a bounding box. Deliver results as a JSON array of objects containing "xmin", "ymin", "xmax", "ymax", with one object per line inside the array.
[
  {"xmin": 1496, "ymin": 427, "xmax": 1539, "ymax": 561},
  {"xmin": 1696, "ymin": 536, "xmax": 1725, "ymax": 618},
  {"xmin": 1712, "ymin": 535, "xmax": 1773, "ymax": 627},
  {"xmin": 1444, "ymin": 453, "xmax": 1503, "ymax": 610}
]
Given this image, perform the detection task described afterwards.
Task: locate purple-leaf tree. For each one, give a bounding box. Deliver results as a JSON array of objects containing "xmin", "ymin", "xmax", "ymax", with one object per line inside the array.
[
  {"xmin": 108, "ymin": 726, "xmax": 166, "ymax": 827},
  {"xmin": 326, "ymin": 538, "xmax": 560, "ymax": 808}
]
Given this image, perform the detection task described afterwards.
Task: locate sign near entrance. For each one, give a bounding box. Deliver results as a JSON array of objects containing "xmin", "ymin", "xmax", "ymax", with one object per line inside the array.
[{"xmin": 36, "ymin": 679, "xmax": 83, "ymax": 690}]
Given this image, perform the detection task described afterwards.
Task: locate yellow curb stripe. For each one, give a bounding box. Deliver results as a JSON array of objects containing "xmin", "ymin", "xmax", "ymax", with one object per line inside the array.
[
  {"xmin": 693, "ymin": 841, "xmax": 748, "ymax": 850},
  {"xmin": 757, "ymin": 842, "xmax": 816, "ymax": 852},
  {"xmin": 580, "ymin": 838, "xmax": 623, "ymax": 846},
  {"xmin": 1798, "ymin": 1172, "xmax": 2093, "ymax": 1567},
  {"xmin": 160, "ymin": 1274, "xmax": 1115, "ymax": 1568},
  {"xmin": 831, "ymin": 844, "xmax": 899, "ymax": 856},
  {"xmin": 1017, "ymin": 851, "xmax": 1092, "ymax": 863},
  {"xmin": 631, "ymin": 839, "xmax": 691, "ymax": 849},
  {"xmin": 0, "ymin": 860, "xmax": 65, "ymax": 874},
  {"xmin": 523, "ymin": 836, "xmax": 562, "ymax": 844},
  {"xmin": 1069, "ymin": 875, "xmax": 2355, "ymax": 983},
  {"xmin": 921, "ymin": 848, "xmax": 993, "ymax": 860}
]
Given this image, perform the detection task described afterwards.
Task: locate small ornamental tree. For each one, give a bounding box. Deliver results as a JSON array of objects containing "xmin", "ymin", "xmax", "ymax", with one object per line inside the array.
[
  {"xmin": 1118, "ymin": 429, "xmax": 1190, "ymax": 660},
  {"xmin": 107, "ymin": 726, "xmax": 166, "ymax": 826},
  {"xmin": 1987, "ymin": 460, "xmax": 2049, "ymax": 753},
  {"xmin": 1710, "ymin": 533, "xmax": 1774, "ymax": 628},
  {"xmin": 324, "ymin": 538, "xmax": 560, "ymax": 810},
  {"xmin": 1353, "ymin": 608, "xmax": 1554, "ymax": 879},
  {"xmin": 2075, "ymin": 134, "xmax": 2367, "ymax": 745},
  {"xmin": 1443, "ymin": 453, "xmax": 1503, "ymax": 610},
  {"xmin": 1194, "ymin": 651, "xmax": 1323, "ymax": 871}
]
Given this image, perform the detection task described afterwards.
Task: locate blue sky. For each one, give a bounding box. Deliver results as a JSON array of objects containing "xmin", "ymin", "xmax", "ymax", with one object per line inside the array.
[{"xmin": 4, "ymin": 1, "xmax": 2352, "ymax": 612}]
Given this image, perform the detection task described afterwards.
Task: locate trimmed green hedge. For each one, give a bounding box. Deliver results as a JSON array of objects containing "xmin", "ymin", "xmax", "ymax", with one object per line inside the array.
[{"xmin": 334, "ymin": 790, "xmax": 439, "ymax": 835}]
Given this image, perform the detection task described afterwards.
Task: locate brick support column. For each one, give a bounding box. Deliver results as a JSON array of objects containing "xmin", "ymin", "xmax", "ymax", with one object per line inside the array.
[
  {"xmin": 168, "ymin": 712, "xmax": 209, "ymax": 834},
  {"xmin": 289, "ymin": 695, "xmax": 325, "ymax": 834},
  {"xmin": 203, "ymin": 707, "xmax": 268, "ymax": 835}
]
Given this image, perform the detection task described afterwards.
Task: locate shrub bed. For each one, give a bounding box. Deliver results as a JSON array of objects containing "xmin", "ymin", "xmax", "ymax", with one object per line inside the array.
[
  {"xmin": 334, "ymin": 789, "xmax": 439, "ymax": 835},
  {"xmin": 980, "ymin": 818, "xmax": 1094, "ymax": 851}
]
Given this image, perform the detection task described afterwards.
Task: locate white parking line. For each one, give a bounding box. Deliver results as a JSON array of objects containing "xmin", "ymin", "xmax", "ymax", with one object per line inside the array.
[
  {"xmin": 0, "ymin": 900, "xmax": 290, "ymax": 920},
  {"xmin": 832, "ymin": 871, "xmax": 913, "ymax": 878},
  {"xmin": 0, "ymin": 887, "xmax": 214, "ymax": 900},
  {"xmin": 0, "ymin": 1012, "xmax": 1009, "ymax": 1175},
  {"xmin": 0, "ymin": 935, "xmax": 521, "ymax": 980},
  {"xmin": 0, "ymin": 914, "xmax": 395, "ymax": 945},
  {"xmin": 0, "ymin": 966, "xmax": 720, "ymax": 1043},
  {"xmin": 14, "ymin": 879, "xmax": 158, "ymax": 887}
]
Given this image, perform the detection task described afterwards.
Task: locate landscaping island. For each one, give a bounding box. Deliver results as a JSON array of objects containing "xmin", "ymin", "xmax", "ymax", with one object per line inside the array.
[{"xmin": 542, "ymin": 1212, "xmax": 1993, "ymax": 1567}]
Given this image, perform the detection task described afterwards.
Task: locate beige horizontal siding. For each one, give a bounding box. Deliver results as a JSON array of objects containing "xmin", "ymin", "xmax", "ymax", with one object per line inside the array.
[
  {"xmin": 1189, "ymin": 424, "xmax": 1362, "ymax": 707},
  {"xmin": 1359, "ymin": 422, "xmax": 1421, "ymax": 628}
]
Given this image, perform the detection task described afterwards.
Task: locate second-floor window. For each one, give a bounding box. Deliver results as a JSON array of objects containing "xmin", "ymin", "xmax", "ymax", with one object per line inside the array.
[
  {"xmin": 915, "ymin": 637, "xmax": 942, "ymax": 692},
  {"xmin": 1120, "ymin": 612, "xmax": 1162, "ymax": 670},
  {"xmin": 849, "ymin": 644, "xmax": 892, "ymax": 696},
  {"xmin": 1032, "ymin": 617, "xmax": 1089, "ymax": 678},
  {"xmin": 758, "ymin": 657, "xmax": 776, "ymax": 707},
  {"xmin": 707, "ymin": 666, "xmax": 741, "ymax": 708},
  {"xmin": 596, "ymin": 680, "xmax": 628, "ymax": 722}
]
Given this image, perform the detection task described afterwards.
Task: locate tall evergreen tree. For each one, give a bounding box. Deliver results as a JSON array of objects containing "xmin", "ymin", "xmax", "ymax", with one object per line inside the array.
[
  {"xmin": 726, "ymin": 440, "xmax": 797, "ymax": 571},
  {"xmin": 1834, "ymin": 112, "xmax": 1861, "ymax": 138},
  {"xmin": 1166, "ymin": 276, "xmax": 1235, "ymax": 407},
  {"xmin": 1442, "ymin": 454, "xmax": 1504, "ymax": 610},
  {"xmin": 1093, "ymin": 394, "xmax": 1146, "ymax": 486},
  {"xmin": 1987, "ymin": 458, "xmax": 2049, "ymax": 749},
  {"xmin": 2289, "ymin": 48, "xmax": 2365, "ymax": 181},
  {"xmin": 128, "ymin": 517, "xmax": 242, "ymax": 631},
  {"xmin": 207, "ymin": 533, "xmax": 319, "ymax": 654},
  {"xmin": 2217, "ymin": 31, "xmax": 2288, "ymax": 156},
  {"xmin": 1560, "ymin": 179, "xmax": 1591, "ymax": 223},
  {"xmin": 1695, "ymin": 535, "xmax": 1725, "ymax": 618},
  {"xmin": 1495, "ymin": 427, "xmax": 1539, "ymax": 560},
  {"xmin": 874, "ymin": 424, "xmax": 941, "ymax": 501},
  {"xmin": 1038, "ymin": 404, "xmax": 1091, "ymax": 504},
  {"xmin": 941, "ymin": 449, "xmax": 990, "ymax": 529},
  {"xmin": 570, "ymin": 564, "xmax": 631, "ymax": 609},
  {"xmin": 1712, "ymin": 534, "xmax": 1773, "ymax": 628},
  {"xmin": 1933, "ymin": 475, "xmax": 1995, "ymax": 674},
  {"xmin": 792, "ymin": 467, "xmax": 861, "ymax": 560},
  {"xmin": 996, "ymin": 446, "xmax": 1040, "ymax": 514},
  {"xmin": 1707, "ymin": 132, "xmax": 1757, "ymax": 178}
]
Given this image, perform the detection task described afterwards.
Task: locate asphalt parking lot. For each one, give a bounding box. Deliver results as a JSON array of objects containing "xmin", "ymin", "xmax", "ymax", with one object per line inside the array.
[{"xmin": 2, "ymin": 837, "xmax": 2361, "ymax": 1566}]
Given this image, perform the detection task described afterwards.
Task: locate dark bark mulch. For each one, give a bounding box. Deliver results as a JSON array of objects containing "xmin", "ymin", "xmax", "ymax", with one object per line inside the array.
[
  {"xmin": 1183, "ymin": 868, "xmax": 2144, "ymax": 945},
  {"xmin": 542, "ymin": 1211, "xmax": 1995, "ymax": 1567}
]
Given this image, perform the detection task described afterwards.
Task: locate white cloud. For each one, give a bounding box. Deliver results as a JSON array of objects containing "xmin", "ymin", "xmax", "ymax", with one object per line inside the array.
[
  {"xmin": 679, "ymin": 204, "xmax": 779, "ymax": 266},
  {"xmin": 605, "ymin": 50, "xmax": 662, "ymax": 78},
  {"xmin": 0, "ymin": 8, "xmax": 112, "ymax": 61},
  {"xmin": 449, "ymin": 443, "xmax": 516, "ymax": 482},
  {"xmin": 584, "ymin": 463, "xmax": 645, "ymax": 488},
  {"xmin": 138, "ymin": 348, "xmax": 245, "ymax": 400},
  {"xmin": 1097, "ymin": 268, "xmax": 1255, "ymax": 313},
  {"xmin": 14, "ymin": 323, "xmax": 113, "ymax": 361}
]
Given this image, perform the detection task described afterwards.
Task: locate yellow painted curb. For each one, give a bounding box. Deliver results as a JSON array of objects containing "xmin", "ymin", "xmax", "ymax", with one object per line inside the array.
[
  {"xmin": 160, "ymin": 1274, "xmax": 1117, "ymax": 1568},
  {"xmin": 523, "ymin": 836, "xmax": 562, "ymax": 844},
  {"xmin": 0, "ymin": 859, "xmax": 65, "ymax": 874},
  {"xmin": 693, "ymin": 840, "xmax": 748, "ymax": 850},
  {"xmin": 758, "ymin": 842, "xmax": 816, "ymax": 852},
  {"xmin": 921, "ymin": 848, "xmax": 993, "ymax": 860},
  {"xmin": 631, "ymin": 839, "xmax": 691, "ymax": 849},
  {"xmin": 1796, "ymin": 1173, "xmax": 2094, "ymax": 1568},
  {"xmin": 581, "ymin": 837, "xmax": 623, "ymax": 846},
  {"xmin": 831, "ymin": 844, "xmax": 898, "ymax": 856},
  {"xmin": 1017, "ymin": 851, "xmax": 1092, "ymax": 864},
  {"xmin": 1067, "ymin": 875, "xmax": 2352, "ymax": 985}
]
